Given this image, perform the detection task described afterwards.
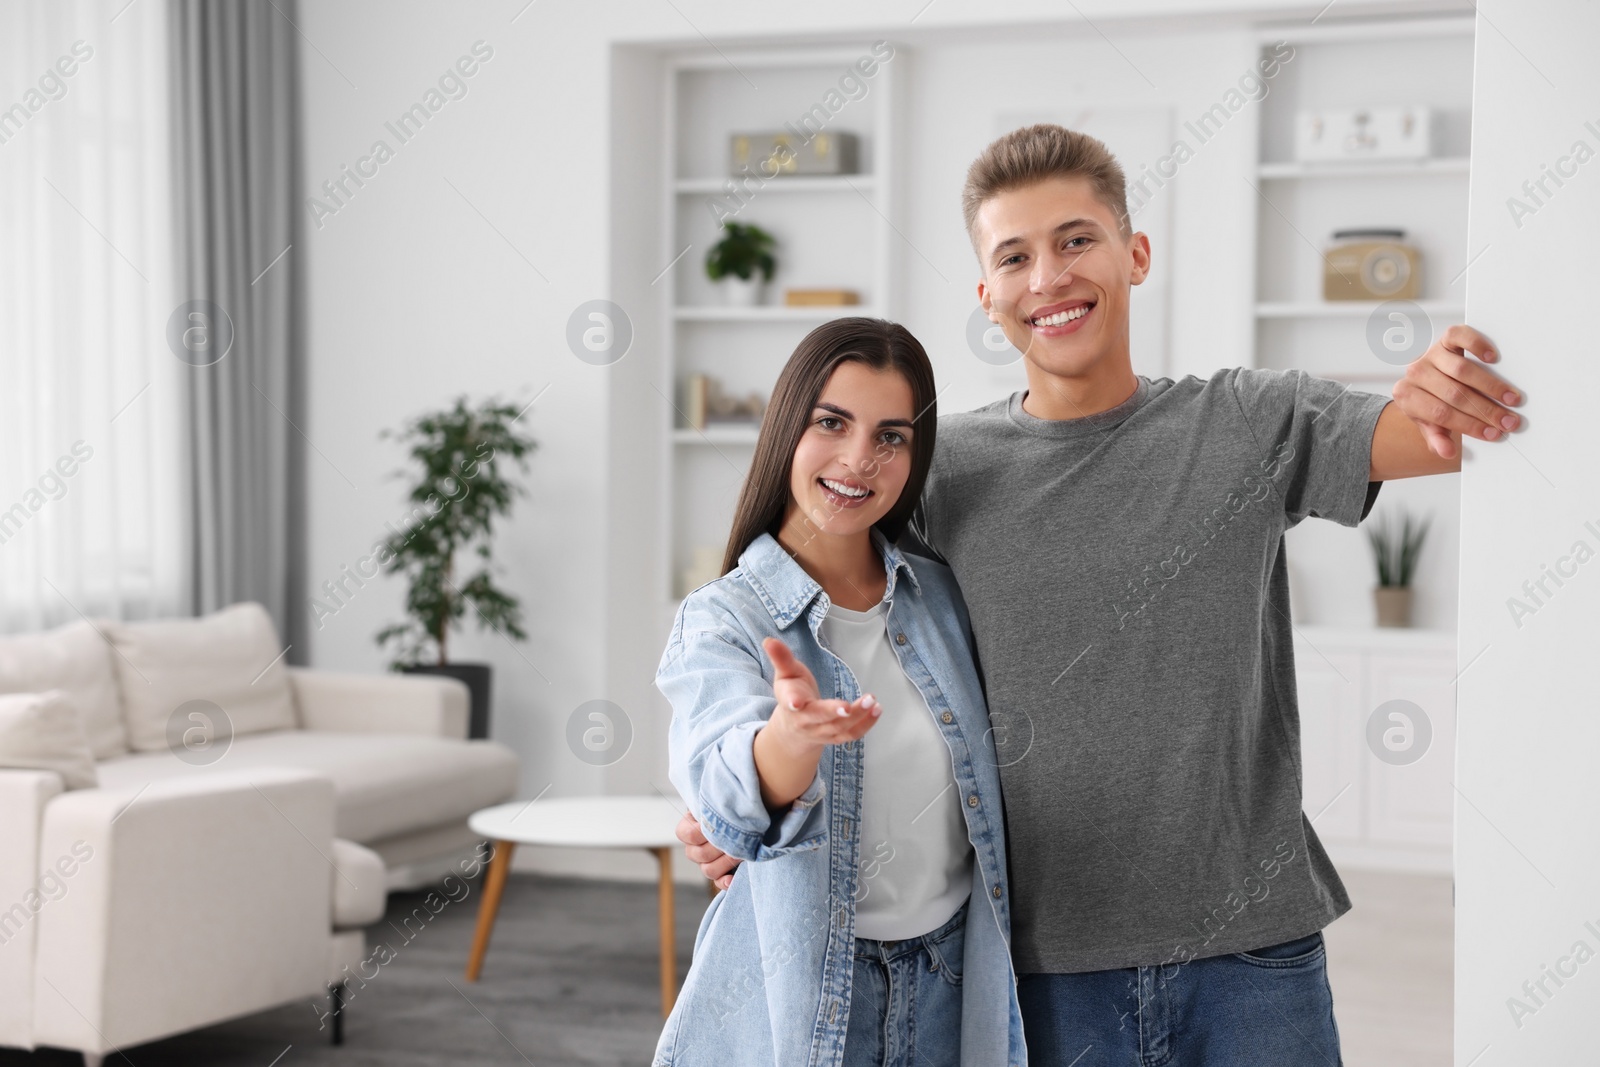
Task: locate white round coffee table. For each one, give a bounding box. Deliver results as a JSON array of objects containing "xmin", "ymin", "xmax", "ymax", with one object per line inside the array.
[{"xmin": 463, "ymin": 796, "xmax": 691, "ymax": 1017}]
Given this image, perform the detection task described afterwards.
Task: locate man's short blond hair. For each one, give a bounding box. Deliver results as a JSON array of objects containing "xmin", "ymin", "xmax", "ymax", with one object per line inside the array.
[{"xmin": 962, "ymin": 124, "xmax": 1132, "ymax": 260}]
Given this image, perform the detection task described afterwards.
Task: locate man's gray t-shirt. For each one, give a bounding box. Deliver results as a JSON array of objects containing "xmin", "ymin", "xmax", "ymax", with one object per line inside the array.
[{"xmin": 905, "ymin": 368, "xmax": 1389, "ymax": 974}]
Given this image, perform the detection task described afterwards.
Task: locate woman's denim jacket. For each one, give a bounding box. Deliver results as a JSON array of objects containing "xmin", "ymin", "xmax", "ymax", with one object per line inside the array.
[{"xmin": 653, "ymin": 528, "xmax": 1027, "ymax": 1067}]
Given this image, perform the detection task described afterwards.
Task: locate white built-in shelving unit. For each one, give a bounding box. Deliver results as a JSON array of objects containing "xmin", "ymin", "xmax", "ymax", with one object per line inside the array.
[
  {"xmin": 657, "ymin": 46, "xmax": 899, "ymax": 612},
  {"xmin": 1250, "ymin": 15, "xmax": 1474, "ymax": 873},
  {"xmin": 1249, "ymin": 16, "xmax": 1474, "ymax": 383}
]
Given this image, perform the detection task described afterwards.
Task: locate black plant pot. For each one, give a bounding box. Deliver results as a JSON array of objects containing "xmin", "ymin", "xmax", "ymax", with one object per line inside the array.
[{"xmin": 402, "ymin": 662, "xmax": 492, "ymax": 740}]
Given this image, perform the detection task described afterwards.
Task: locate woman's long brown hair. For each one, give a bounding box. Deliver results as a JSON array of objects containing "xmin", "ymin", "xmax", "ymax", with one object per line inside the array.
[{"xmin": 721, "ymin": 317, "xmax": 938, "ymax": 576}]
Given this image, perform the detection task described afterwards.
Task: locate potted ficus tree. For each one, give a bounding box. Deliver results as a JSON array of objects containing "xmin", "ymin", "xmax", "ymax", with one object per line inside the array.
[
  {"xmin": 705, "ymin": 221, "xmax": 777, "ymax": 306},
  {"xmin": 375, "ymin": 395, "xmax": 536, "ymax": 738},
  {"xmin": 1365, "ymin": 508, "xmax": 1431, "ymax": 628}
]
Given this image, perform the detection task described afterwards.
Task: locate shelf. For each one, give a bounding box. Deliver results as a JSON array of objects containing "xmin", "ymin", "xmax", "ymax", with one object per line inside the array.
[
  {"xmin": 1256, "ymin": 157, "xmax": 1469, "ymax": 180},
  {"xmin": 672, "ymin": 426, "xmax": 761, "ymax": 445},
  {"xmin": 675, "ymin": 305, "xmax": 877, "ymax": 322},
  {"xmin": 1254, "ymin": 14, "xmax": 1474, "ymax": 45},
  {"xmin": 1293, "ymin": 624, "xmax": 1456, "ymax": 652},
  {"xmin": 670, "ymin": 47, "xmax": 883, "ymax": 73},
  {"xmin": 675, "ymin": 175, "xmax": 874, "ymax": 195},
  {"xmin": 1256, "ymin": 301, "xmax": 1464, "ymax": 319}
]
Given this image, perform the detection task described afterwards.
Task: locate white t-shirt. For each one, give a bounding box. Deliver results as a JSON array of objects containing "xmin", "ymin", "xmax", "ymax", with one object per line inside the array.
[{"xmin": 819, "ymin": 598, "xmax": 973, "ymax": 941}]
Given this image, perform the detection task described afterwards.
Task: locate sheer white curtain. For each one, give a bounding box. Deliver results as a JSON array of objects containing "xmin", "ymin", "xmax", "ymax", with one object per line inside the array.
[{"xmin": 0, "ymin": 0, "xmax": 184, "ymax": 630}]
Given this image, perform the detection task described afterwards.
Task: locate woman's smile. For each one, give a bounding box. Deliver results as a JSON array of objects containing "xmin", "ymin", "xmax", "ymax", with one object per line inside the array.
[{"xmin": 818, "ymin": 476, "xmax": 874, "ymax": 509}]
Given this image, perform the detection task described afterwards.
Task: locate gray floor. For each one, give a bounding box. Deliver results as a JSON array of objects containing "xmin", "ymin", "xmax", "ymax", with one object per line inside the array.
[
  {"xmin": 0, "ymin": 872, "xmax": 714, "ymax": 1067},
  {"xmin": 1, "ymin": 868, "xmax": 1453, "ymax": 1066}
]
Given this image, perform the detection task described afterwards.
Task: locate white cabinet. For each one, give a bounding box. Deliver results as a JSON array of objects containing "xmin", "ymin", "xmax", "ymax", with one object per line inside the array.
[
  {"xmin": 1295, "ymin": 649, "xmax": 1364, "ymax": 843},
  {"xmin": 1364, "ymin": 650, "xmax": 1456, "ymax": 851},
  {"xmin": 1293, "ymin": 627, "xmax": 1455, "ymax": 872}
]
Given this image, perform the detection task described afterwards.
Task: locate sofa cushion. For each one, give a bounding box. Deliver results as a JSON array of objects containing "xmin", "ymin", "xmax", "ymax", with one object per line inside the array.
[
  {"xmin": 94, "ymin": 730, "xmax": 519, "ymax": 844},
  {"xmin": 103, "ymin": 602, "xmax": 297, "ymax": 752},
  {"xmin": 0, "ymin": 620, "xmax": 126, "ymax": 759},
  {"xmin": 0, "ymin": 690, "xmax": 97, "ymax": 790}
]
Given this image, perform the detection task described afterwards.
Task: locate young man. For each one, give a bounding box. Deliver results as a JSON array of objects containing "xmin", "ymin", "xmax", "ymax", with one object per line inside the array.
[{"xmin": 676, "ymin": 124, "xmax": 1520, "ymax": 1063}]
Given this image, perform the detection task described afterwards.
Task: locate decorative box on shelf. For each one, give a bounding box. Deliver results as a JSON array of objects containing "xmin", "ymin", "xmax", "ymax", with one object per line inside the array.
[
  {"xmin": 730, "ymin": 130, "xmax": 860, "ymax": 176},
  {"xmin": 783, "ymin": 288, "xmax": 859, "ymax": 306},
  {"xmin": 1295, "ymin": 106, "xmax": 1433, "ymax": 163}
]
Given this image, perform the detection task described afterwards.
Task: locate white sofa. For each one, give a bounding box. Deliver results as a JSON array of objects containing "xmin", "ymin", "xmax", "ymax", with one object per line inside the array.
[{"xmin": 0, "ymin": 603, "xmax": 520, "ymax": 1063}]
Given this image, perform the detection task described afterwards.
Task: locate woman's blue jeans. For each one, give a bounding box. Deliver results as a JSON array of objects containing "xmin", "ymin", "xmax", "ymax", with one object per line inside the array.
[{"xmin": 841, "ymin": 898, "xmax": 969, "ymax": 1067}]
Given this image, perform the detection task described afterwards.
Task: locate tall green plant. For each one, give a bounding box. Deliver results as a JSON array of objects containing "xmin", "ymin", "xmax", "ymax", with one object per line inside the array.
[
  {"xmin": 375, "ymin": 396, "xmax": 536, "ymax": 667},
  {"xmin": 1365, "ymin": 508, "xmax": 1431, "ymax": 588}
]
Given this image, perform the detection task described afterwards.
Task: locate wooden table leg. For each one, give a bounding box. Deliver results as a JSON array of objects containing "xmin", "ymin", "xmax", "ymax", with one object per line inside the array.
[
  {"xmin": 465, "ymin": 840, "xmax": 515, "ymax": 982},
  {"xmin": 654, "ymin": 846, "xmax": 677, "ymax": 1018}
]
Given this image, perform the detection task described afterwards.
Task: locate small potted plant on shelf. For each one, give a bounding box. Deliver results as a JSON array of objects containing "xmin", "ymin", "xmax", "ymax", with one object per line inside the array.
[
  {"xmin": 1365, "ymin": 507, "xmax": 1431, "ymax": 628},
  {"xmin": 375, "ymin": 395, "xmax": 536, "ymax": 739},
  {"xmin": 706, "ymin": 221, "xmax": 777, "ymax": 306}
]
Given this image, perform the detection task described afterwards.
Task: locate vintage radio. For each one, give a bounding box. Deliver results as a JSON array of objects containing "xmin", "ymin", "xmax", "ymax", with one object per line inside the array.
[{"xmin": 1323, "ymin": 229, "xmax": 1422, "ymax": 301}]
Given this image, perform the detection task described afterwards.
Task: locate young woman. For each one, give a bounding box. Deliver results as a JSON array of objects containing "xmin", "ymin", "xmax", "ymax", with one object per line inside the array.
[{"xmin": 652, "ymin": 318, "xmax": 1026, "ymax": 1067}]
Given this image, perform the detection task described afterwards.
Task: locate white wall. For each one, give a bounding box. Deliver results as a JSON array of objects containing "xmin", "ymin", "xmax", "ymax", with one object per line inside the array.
[
  {"xmin": 1456, "ymin": 0, "xmax": 1600, "ymax": 1059},
  {"xmin": 296, "ymin": 1, "xmax": 631, "ymax": 874},
  {"xmin": 297, "ymin": 0, "xmax": 1470, "ymax": 882}
]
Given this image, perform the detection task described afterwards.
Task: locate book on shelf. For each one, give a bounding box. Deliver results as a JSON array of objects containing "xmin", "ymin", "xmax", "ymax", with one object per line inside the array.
[{"xmin": 683, "ymin": 373, "xmax": 708, "ymax": 431}]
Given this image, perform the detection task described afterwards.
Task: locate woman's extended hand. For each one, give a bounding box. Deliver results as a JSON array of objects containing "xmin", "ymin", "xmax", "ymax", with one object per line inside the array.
[{"xmin": 763, "ymin": 636, "xmax": 882, "ymax": 751}]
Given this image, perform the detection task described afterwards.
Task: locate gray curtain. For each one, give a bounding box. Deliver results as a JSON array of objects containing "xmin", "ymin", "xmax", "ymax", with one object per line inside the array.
[{"xmin": 168, "ymin": 0, "xmax": 306, "ymax": 658}]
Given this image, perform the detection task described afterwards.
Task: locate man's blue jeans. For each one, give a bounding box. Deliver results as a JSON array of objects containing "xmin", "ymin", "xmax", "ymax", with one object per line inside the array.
[{"xmin": 1017, "ymin": 931, "xmax": 1343, "ymax": 1066}]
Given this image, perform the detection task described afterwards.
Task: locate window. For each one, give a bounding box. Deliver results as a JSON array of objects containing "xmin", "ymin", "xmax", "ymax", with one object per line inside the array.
[{"xmin": 0, "ymin": 0, "xmax": 183, "ymax": 629}]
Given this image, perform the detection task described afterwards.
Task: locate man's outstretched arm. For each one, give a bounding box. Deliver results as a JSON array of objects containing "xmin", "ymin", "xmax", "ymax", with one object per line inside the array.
[
  {"xmin": 1377, "ymin": 323, "xmax": 1523, "ymax": 479},
  {"xmin": 678, "ymin": 809, "xmax": 740, "ymax": 890}
]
